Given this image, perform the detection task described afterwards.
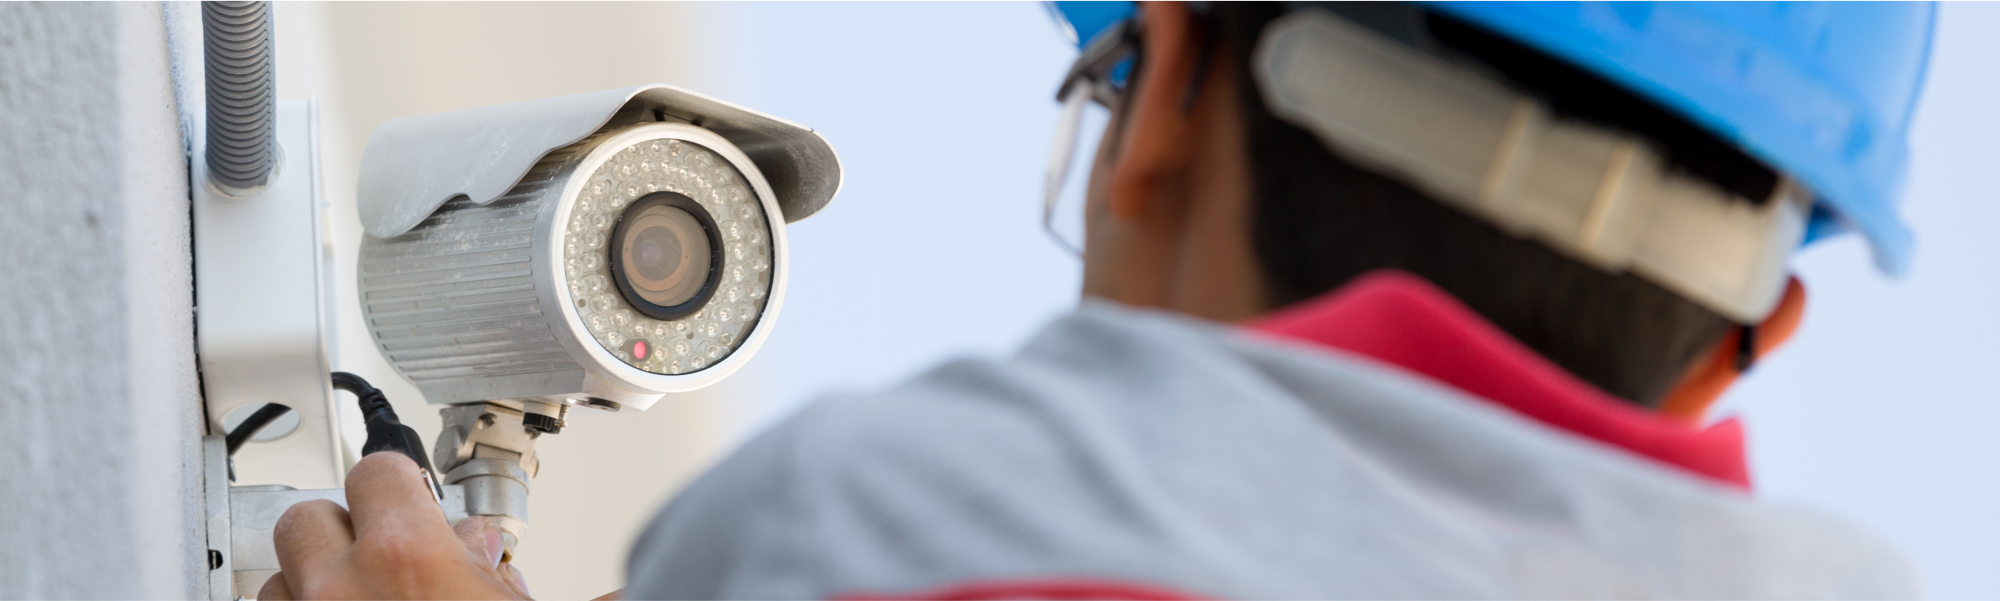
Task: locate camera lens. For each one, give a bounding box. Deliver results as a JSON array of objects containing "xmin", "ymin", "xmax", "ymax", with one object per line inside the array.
[
  {"xmin": 631, "ymin": 226, "xmax": 682, "ymax": 282},
  {"xmin": 609, "ymin": 192, "xmax": 720, "ymax": 319}
]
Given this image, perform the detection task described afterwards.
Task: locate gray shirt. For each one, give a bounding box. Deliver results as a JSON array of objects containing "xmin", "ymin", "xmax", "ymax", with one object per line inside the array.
[{"xmin": 626, "ymin": 301, "xmax": 1914, "ymax": 599}]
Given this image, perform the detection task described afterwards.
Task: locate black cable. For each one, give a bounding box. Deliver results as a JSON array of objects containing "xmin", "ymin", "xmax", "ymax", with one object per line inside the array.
[
  {"xmin": 332, "ymin": 371, "xmax": 439, "ymax": 477},
  {"xmin": 224, "ymin": 372, "xmax": 443, "ymax": 499},
  {"xmin": 224, "ymin": 402, "xmax": 293, "ymax": 455},
  {"xmin": 225, "ymin": 372, "xmax": 440, "ymax": 479},
  {"xmin": 332, "ymin": 371, "xmax": 391, "ymax": 423}
]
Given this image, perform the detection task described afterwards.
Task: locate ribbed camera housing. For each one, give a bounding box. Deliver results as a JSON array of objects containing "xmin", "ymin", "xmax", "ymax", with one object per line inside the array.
[{"xmin": 359, "ymin": 122, "xmax": 788, "ymax": 412}]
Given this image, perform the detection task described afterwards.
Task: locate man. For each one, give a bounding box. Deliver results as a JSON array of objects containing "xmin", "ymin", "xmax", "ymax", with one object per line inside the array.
[{"xmin": 261, "ymin": 2, "xmax": 1934, "ymax": 599}]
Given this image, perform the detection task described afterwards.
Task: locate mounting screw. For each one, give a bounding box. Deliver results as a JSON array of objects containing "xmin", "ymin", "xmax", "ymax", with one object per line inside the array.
[
  {"xmin": 522, "ymin": 413, "xmax": 564, "ymax": 435},
  {"xmin": 477, "ymin": 413, "xmax": 496, "ymax": 428}
]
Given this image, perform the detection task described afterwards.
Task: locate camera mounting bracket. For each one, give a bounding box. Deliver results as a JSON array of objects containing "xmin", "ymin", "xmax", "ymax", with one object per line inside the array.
[
  {"xmin": 192, "ymin": 98, "xmax": 346, "ymax": 599},
  {"xmin": 203, "ymin": 436, "xmax": 482, "ymax": 600},
  {"xmin": 193, "ymin": 98, "xmax": 343, "ymax": 491}
]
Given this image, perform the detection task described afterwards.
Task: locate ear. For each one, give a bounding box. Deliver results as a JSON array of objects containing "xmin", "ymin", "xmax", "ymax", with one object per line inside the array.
[
  {"xmin": 1105, "ymin": 1, "xmax": 1206, "ymax": 221},
  {"xmin": 1657, "ymin": 277, "xmax": 1809, "ymax": 422}
]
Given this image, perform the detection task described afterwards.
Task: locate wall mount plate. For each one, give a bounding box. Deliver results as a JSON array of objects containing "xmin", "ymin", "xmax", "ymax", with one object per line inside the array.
[{"xmin": 193, "ymin": 98, "xmax": 342, "ymax": 491}]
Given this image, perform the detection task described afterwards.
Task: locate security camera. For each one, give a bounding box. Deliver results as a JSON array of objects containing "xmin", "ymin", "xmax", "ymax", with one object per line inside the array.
[
  {"xmin": 356, "ymin": 84, "xmax": 839, "ymax": 413},
  {"xmin": 351, "ymin": 84, "xmax": 840, "ymax": 552}
]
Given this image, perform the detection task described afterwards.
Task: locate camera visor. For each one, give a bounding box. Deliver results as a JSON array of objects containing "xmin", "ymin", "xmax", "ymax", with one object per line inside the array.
[{"xmin": 610, "ymin": 192, "xmax": 721, "ymax": 319}]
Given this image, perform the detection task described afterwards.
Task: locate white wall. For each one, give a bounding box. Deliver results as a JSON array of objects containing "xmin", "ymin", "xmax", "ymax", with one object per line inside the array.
[{"xmin": 0, "ymin": 2, "xmax": 205, "ymax": 598}]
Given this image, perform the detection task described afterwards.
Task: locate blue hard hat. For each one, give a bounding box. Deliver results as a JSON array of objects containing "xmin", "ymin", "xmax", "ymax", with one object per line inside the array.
[{"xmin": 1046, "ymin": 1, "xmax": 1936, "ymax": 275}]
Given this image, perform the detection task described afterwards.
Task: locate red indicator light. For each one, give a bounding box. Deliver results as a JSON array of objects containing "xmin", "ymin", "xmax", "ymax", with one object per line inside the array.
[{"xmin": 632, "ymin": 339, "xmax": 648, "ymax": 359}]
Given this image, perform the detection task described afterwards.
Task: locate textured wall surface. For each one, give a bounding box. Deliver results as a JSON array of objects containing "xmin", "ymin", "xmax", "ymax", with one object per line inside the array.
[{"xmin": 0, "ymin": 2, "xmax": 205, "ymax": 598}]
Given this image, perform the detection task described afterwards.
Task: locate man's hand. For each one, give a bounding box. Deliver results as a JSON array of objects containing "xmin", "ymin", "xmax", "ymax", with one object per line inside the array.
[{"xmin": 259, "ymin": 452, "xmax": 532, "ymax": 600}]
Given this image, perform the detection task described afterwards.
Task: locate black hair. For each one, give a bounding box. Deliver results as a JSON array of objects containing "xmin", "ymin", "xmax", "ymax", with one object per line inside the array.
[{"xmin": 1210, "ymin": 3, "xmax": 1765, "ymax": 407}]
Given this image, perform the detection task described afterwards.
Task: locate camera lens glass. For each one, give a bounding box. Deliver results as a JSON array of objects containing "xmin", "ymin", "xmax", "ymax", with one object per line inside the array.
[{"xmin": 609, "ymin": 192, "xmax": 720, "ymax": 319}]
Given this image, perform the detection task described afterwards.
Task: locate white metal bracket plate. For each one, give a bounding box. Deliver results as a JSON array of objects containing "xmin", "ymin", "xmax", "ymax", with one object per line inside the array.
[{"xmin": 193, "ymin": 98, "xmax": 343, "ymax": 489}]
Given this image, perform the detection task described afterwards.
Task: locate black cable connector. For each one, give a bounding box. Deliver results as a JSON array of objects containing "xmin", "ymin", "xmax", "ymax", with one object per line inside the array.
[
  {"xmin": 223, "ymin": 372, "xmax": 446, "ymax": 502},
  {"xmin": 331, "ymin": 372, "xmax": 439, "ymax": 477},
  {"xmin": 334, "ymin": 372, "xmax": 447, "ymax": 505}
]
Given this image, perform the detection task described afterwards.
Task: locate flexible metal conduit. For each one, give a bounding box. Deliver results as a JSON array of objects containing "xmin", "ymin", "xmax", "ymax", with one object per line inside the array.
[{"xmin": 202, "ymin": 1, "xmax": 276, "ymax": 192}]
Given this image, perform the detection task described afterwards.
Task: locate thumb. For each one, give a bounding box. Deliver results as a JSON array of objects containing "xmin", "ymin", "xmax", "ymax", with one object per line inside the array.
[{"xmin": 452, "ymin": 516, "xmax": 506, "ymax": 570}]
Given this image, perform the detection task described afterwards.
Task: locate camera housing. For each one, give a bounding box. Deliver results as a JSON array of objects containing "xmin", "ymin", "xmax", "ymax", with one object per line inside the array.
[{"xmin": 356, "ymin": 85, "xmax": 839, "ymax": 412}]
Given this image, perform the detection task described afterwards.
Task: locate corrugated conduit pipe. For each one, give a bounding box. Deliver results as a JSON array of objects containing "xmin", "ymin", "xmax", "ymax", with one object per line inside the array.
[{"xmin": 202, "ymin": 1, "xmax": 276, "ymax": 193}]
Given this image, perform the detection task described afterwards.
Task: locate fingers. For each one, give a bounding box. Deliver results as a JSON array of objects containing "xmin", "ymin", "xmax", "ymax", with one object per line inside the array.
[
  {"xmin": 591, "ymin": 588, "xmax": 624, "ymax": 601},
  {"xmin": 460, "ymin": 517, "xmax": 531, "ymax": 600},
  {"xmin": 264, "ymin": 455, "xmax": 530, "ymax": 600},
  {"xmin": 344, "ymin": 451, "xmax": 451, "ymax": 540},
  {"xmin": 504, "ymin": 563, "xmax": 533, "ymax": 599},
  {"xmin": 272, "ymin": 499, "xmax": 355, "ymax": 581},
  {"xmin": 258, "ymin": 571, "xmax": 295, "ymax": 601},
  {"xmin": 453, "ymin": 516, "xmax": 505, "ymax": 570}
]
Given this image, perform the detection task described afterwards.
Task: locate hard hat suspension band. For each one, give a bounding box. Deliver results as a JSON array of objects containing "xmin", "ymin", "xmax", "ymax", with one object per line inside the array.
[{"xmin": 1251, "ymin": 8, "xmax": 1807, "ymax": 323}]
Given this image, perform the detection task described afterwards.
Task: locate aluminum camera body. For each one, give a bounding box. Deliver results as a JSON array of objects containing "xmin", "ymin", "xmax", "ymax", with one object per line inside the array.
[{"xmin": 355, "ymin": 85, "xmax": 840, "ymax": 412}]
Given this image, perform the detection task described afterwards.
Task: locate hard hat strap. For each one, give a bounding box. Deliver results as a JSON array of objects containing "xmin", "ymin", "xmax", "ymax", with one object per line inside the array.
[
  {"xmin": 1736, "ymin": 325, "xmax": 1759, "ymax": 373},
  {"xmin": 1251, "ymin": 8, "xmax": 1805, "ymax": 323}
]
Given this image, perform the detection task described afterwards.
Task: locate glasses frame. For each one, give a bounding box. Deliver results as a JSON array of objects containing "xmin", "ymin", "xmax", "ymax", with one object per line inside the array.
[{"xmin": 1043, "ymin": 17, "xmax": 1140, "ymax": 256}]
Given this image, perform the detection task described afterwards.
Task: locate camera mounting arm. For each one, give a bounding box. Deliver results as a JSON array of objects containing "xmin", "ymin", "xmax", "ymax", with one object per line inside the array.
[{"xmin": 431, "ymin": 401, "xmax": 569, "ymax": 557}]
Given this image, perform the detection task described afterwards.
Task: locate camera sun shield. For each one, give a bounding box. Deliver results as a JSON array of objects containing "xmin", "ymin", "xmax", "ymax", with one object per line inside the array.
[
  {"xmin": 355, "ymin": 86, "xmax": 837, "ymax": 411},
  {"xmin": 358, "ymin": 84, "xmax": 840, "ymax": 239}
]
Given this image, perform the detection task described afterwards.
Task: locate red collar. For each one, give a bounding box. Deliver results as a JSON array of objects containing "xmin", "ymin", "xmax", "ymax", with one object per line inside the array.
[{"xmin": 1244, "ymin": 271, "xmax": 1750, "ymax": 489}]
